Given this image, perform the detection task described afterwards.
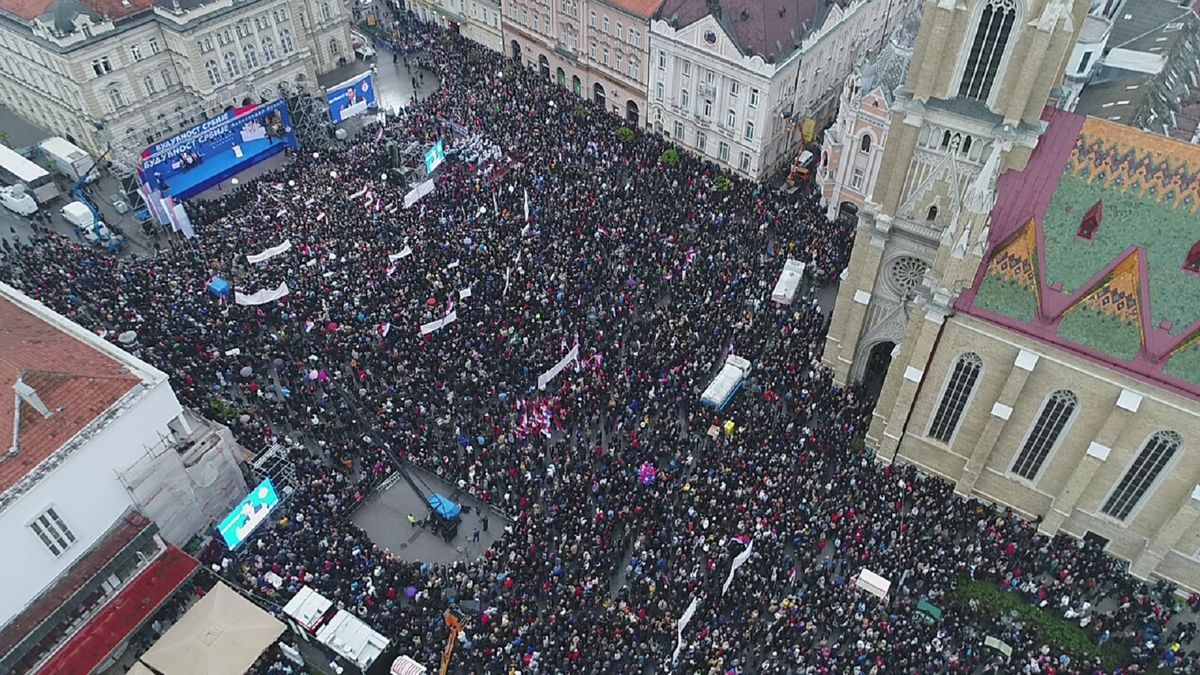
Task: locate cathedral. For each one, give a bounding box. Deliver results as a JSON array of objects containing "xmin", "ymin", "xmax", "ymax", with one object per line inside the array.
[{"xmin": 823, "ymin": 0, "xmax": 1200, "ymax": 590}]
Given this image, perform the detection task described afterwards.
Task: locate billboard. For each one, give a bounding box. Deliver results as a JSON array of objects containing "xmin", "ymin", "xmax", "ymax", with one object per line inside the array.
[
  {"xmin": 424, "ymin": 140, "xmax": 445, "ymax": 174},
  {"xmin": 327, "ymin": 71, "xmax": 377, "ymax": 123},
  {"xmin": 139, "ymin": 100, "xmax": 297, "ymax": 200},
  {"xmin": 216, "ymin": 477, "xmax": 280, "ymax": 549}
]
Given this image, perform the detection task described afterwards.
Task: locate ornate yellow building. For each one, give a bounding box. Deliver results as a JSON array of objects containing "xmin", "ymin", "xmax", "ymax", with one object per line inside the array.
[{"xmin": 824, "ymin": 0, "xmax": 1200, "ymax": 590}]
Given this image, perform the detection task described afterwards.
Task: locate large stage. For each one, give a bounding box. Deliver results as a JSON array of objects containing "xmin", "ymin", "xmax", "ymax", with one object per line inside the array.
[{"xmin": 161, "ymin": 137, "xmax": 289, "ymax": 201}]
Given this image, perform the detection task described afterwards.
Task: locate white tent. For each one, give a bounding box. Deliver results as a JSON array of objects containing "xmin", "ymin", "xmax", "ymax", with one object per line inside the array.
[
  {"xmin": 282, "ymin": 585, "xmax": 333, "ymax": 632},
  {"xmin": 316, "ymin": 609, "xmax": 391, "ymax": 670},
  {"xmin": 140, "ymin": 583, "xmax": 285, "ymax": 675},
  {"xmin": 854, "ymin": 568, "xmax": 892, "ymax": 600}
]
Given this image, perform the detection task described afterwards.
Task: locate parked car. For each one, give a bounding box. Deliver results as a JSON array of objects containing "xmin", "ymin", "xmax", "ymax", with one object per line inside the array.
[{"xmin": 352, "ymin": 30, "xmax": 376, "ymax": 60}]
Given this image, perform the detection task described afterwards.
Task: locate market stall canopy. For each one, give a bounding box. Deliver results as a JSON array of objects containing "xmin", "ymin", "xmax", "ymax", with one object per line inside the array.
[
  {"xmin": 140, "ymin": 582, "xmax": 285, "ymax": 675},
  {"xmin": 854, "ymin": 568, "xmax": 892, "ymax": 600},
  {"xmin": 428, "ymin": 493, "xmax": 462, "ymax": 519}
]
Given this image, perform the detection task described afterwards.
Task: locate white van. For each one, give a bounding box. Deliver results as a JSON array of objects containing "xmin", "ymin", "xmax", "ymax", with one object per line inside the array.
[
  {"xmin": 61, "ymin": 200, "xmax": 114, "ymax": 242},
  {"xmin": 0, "ymin": 185, "xmax": 37, "ymax": 216}
]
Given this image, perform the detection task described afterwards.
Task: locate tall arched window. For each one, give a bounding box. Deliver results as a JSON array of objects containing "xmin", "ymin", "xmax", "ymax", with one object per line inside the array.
[
  {"xmin": 928, "ymin": 353, "xmax": 983, "ymax": 443},
  {"xmin": 958, "ymin": 0, "xmax": 1016, "ymax": 102},
  {"xmin": 280, "ymin": 29, "xmax": 295, "ymax": 54},
  {"xmin": 224, "ymin": 51, "xmax": 241, "ymax": 78},
  {"xmin": 244, "ymin": 43, "xmax": 260, "ymax": 70},
  {"xmin": 1102, "ymin": 431, "xmax": 1183, "ymax": 520},
  {"xmin": 1011, "ymin": 390, "xmax": 1078, "ymax": 480},
  {"xmin": 107, "ymin": 87, "xmax": 125, "ymax": 111},
  {"xmin": 262, "ymin": 37, "xmax": 277, "ymax": 62},
  {"xmin": 860, "ymin": 134, "xmax": 872, "ymax": 153},
  {"xmin": 926, "ymin": 205, "xmax": 938, "ymax": 221},
  {"xmin": 205, "ymin": 59, "xmax": 221, "ymax": 86},
  {"xmin": 162, "ymin": 69, "xmax": 175, "ymax": 88},
  {"xmin": 329, "ymin": 38, "xmax": 341, "ymax": 59},
  {"xmin": 144, "ymin": 76, "xmax": 157, "ymax": 96}
]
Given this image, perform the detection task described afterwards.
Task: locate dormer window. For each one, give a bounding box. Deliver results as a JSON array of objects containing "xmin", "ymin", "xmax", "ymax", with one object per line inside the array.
[
  {"xmin": 1078, "ymin": 200, "xmax": 1102, "ymax": 240},
  {"xmin": 1185, "ymin": 241, "xmax": 1200, "ymax": 274}
]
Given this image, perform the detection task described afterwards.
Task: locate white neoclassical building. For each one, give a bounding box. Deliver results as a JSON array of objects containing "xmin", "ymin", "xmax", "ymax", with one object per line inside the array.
[
  {"xmin": 647, "ymin": 0, "xmax": 918, "ymax": 180},
  {"xmin": 0, "ymin": 0, "xmax": 351, "ymax": 162}
]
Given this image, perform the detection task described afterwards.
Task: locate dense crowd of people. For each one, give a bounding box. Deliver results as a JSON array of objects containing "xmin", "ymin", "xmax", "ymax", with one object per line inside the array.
[{"xmin": 3, "ymin": 12, "xmax": 1198, "ymax": 674}]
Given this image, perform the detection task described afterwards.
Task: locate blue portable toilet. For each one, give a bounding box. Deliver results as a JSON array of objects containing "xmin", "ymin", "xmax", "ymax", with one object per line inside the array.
[{"xmin": 208, "ymin": 276, "xmax": 231, "ymax": 299}]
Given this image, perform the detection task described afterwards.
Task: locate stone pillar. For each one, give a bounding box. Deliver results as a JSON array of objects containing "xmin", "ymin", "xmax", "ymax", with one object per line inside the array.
[
  {"xmin": 822, "ymin": 211, "xmax": 890, "ymax": 385},
  {"xmin": 868, "ymin": 296, "xmax": 949, "ymax": 459},
  {"xmin": 1039, "ymin": 389, "xmax": 1143, "ymax": 535},
  {"xmin": 955, "ymin": 349, "xmax": 1040, "ymax": 496},
  {"xmin": 1130, "ymin": 486, "xmax": 1200, "ymax": 579}
]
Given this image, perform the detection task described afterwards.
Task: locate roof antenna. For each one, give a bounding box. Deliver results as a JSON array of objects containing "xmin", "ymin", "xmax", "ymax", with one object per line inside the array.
[{"xmin": 16, "ymin": 377, "xmax": 54, "ymax": 420}]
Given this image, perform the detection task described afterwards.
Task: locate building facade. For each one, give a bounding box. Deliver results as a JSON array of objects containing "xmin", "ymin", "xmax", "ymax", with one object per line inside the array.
[
  {"xmin": 0, "ymin": 282, "xmax": 247, "ymax": 672},
  {"xmin": 816, "ymin": 20, "xmax": 916, "ymax": 221},
  {"xmin": 0, "ymin": 0, "xmax": 351, "ymax": 162},
  {"xmin": 648, "ymin": 0, "xmax": 917, "ymax": 181},
  {"xmin": 824, "ymin": 0, "xmax": 1200, "ymax": 590},
  {"xmin": 408, "ymin": 0, "xmax": 503, "ymax": 53},
  {"xmin": 502, "ymin": 0, "xmax": 663, "ymax": 127}
]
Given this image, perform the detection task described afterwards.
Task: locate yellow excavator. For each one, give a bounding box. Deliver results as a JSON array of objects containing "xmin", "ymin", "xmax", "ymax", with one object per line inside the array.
[{"xmin": 439, "ymin": 609, "xmax": 467, "ymax": 675}]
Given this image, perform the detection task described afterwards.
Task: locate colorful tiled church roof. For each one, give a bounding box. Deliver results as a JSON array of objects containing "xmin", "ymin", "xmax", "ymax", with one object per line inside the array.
[{"xmin": 962, "ymin": 108, "xmax": 1200, "ymax": 396}]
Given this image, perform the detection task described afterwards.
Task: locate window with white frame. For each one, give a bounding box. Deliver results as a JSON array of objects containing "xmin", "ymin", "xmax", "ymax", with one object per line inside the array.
[
  {"xmin": 682, "ymin": 60, "xmax": 691, "ymax": 77},
  {"xmin": 589, "ymin": 11, "xmax": 596, "ymax": 27},
  {"xmin": 730, "ymin": 81, "xmax": 739, "ymax": 97},
  {"xmin": 627, "ymin": 59, "xmax": 637, "ymax": 79},
  {"xmin": 749, "ymin": 88, "xmax": 759, "ymax": 107},
  {"xmin": 680, "ymin": 88, "xmax": 689, "ymax": 107},
  {"xmin": 144, "ymin": 75, "xmax": 157, "ymax": 96},
  {"xmin": 329, "ymin": 38, "xmax": 341, "ymax": 58},
  {"xmin": 205, "ymin": 59, "xmax": 222, "ymax": 86},
  {"xmin": 601, "ymin": 47, "xmax": 609, "ymax": 65},
  {"xmin": 91, "ymin": 57, "xmax": 113, "ymax": 76},
  {"xmin": 149, "ymin": 37, "xmax": 160, "ymax": 54},
  {"xmin": 673, "ymin": 121, "xmax": 684, "ymax": 139},
  {"xmin": 658, "ymin": 50, "xmax": 665, "ymax": 69},
  {"xmin": 738, "ymin": 152, "xmax": 750, "ymax": 172},
  {"xmin": 130, "ymin": 44, "xmax": 143, "ymax": 61},
  {"xmin": 705, "ymin": 69, "xmax": 715, "ymax": 84},
  {"xmin": 161, "ymin": 69, "xmax": 174, "ymax": 88},
  {"xmin": 703, "ymin": 99, "xmax": 712, "ymax": 117},
  {"xmin": 928, "ymin": 352, "xmax": 983, "ymax": 443},
  {"xmin": 244, "ymin": 43, "xmax": 260, "ymax": 69},
  {"xmin": 262, "ymin": 36, "xmax": 277, "ymax": 61},
  {"xmin": 107, "ymin": 87, "xmax": 125, "ymax": 111},
  {"xmin": 655, "ymin": 81, "xmax": 664, "ymax": 102},
  {"xmin": 718, "ymin": 141, "xmax": 729, "ymax": 162},
  {"xmin": 30, "ymin": 507, "xmax": 76, "ymax": 557},
  {"xmin": 744, "ymin": 121, "xmax": 754, "ymax": 140},
  {"xmin": 697, "ymin": 132, "xmax": 706, "ymax": 152},
  {"xmin": 616, "ymin": 53, "xmax": 623, "ymax": 73},
  {"xmin": 1102, "ymin": 431, "xmax": 1183, "ymax": 520},
  {"xmin": 567, "ymin": 32, "xmax": 577, "ymax": 52},
  {"xmin": 1011, "ymin": 390, "xmax": 1078, "ymax": 480},
  {"xmin": 589, "ymin": 41, "xmax": 597, "ymax": 59},
  {"xmin": 320, "ymin": 1, "xmax": 332, "ymax": 20},
  {"xmin": 628, "ymin": 28, "xmax": 638, "ymax": 46},
  {"xmin": 224, "ymin": 51, "xmax": 241, "ymax": 78},
  {"xmin": 725, "ymin": 108, "xmax": 735, "ymax": 127},
  {"xmin": 280, "ymin": 29, "xmax": 294, "ymax": 54},
  {"xmin": 602, "ymin": 16, "xmax": 609, "ymax": 33},
  {"xmin": 850, "ymin": 168, "xmax": 864, "ymax": 189}
]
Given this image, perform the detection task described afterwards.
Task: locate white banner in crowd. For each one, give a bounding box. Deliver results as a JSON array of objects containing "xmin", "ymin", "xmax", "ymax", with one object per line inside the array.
[
  {"xmin": 388, "ymin": 246, "xmax": 413, "ymax": 262},
  {"xmin": 722, "ymin": 539, "xmax": 754, "ymax": 596},
  {"xmin": 246, "ymin": 240, "xmax": 292, "ymax": 264},
  {"xmin": 523, "ymin": 188, "xmax": 530, "ymax": 222},
  {"xmin": 419, "ymin": 309, "xmax": 458, "ymax": 335},
  {"xmin": 404, "ymin": 179, "xmax": 436, "ymax": 209},
  {"xmin": 235, "ymin": 282, "xmax": 290, "ymax": 306},
  {"xmin": 537, "ymin": 343, "xmax": 579, "ymax": 390},
  {"xmin": 672, "ymin": 597, "xmax": 701, "ymax": 665}
]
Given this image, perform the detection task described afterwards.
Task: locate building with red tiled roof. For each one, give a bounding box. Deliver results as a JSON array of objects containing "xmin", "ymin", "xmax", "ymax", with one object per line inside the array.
[
  {"xmin": 822, "ymin": 0, "xmax": 1200, "ymax": 592},
  {"xmin": 647, "ymin": 0, "xmax": 922, "ymax": 180},
  {"xmin": 0, "ymin": 282, "xmax": 248, "ymax": 673}
]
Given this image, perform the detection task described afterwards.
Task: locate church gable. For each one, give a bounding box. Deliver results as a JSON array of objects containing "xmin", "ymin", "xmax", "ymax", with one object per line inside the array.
[
  {"xmin": 975, "ymin": 218, "xmax": 1039, "ymax": 323},
  {"xmin": 1056, "ymin": 249, "xmax": 1146, "ymax": 361}
]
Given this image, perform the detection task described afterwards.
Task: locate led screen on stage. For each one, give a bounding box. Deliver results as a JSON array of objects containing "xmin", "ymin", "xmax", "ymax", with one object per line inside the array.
[
  {"xmin": 327, "ymin": 71, "xmax": 377, "ymax": 123},
  {"xmin": 216, "ymin": 477, "xmax": 280, "ymax": 549}
]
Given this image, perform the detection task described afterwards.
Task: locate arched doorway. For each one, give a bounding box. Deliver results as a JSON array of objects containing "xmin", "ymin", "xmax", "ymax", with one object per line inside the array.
[
  {"xmin": 539, "ymin": 54, "xmax": 550, "ymax": 80},
  {"xmin": 625, "ymin": 100, "xmax": 639, "ymax": 125},
  {"xmin": 557, "ymin": 67, "xmax": 566, "ymax": 87},
  {"xmin": 571, "ymin": 75, "xmax": 581, "ymax": 96},
  {"xmin": 838, "ymin": 201, "xmax": 859, "ymax": 225},
  {"xmin": 593, "ymin": 83, "xmax": 605, "ymax": 107},
  {"xmin": 861, "ymin": 341, "xmax": 895, "ymax": 402},
  {"xmin": 510, "ymin": 40, "xmax": 521, "ymax": 61}
]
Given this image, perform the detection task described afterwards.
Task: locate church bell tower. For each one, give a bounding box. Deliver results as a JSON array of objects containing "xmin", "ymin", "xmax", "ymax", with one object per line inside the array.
[{"xmin": 821, "ymin": 0, "xmax": 1089, "ymax": 450}]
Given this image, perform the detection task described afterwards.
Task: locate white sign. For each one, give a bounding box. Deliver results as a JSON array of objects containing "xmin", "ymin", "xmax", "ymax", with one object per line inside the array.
[
  {"xmin": 247, "ymin": 240, "xmax": 293, "ymax": 264},
  {"xmin": 404, "ymin": 179, "xmax": 436, "ymax": 209},
  {"xmin": 537, "ymin": 343, "xmax": 579, "ymax": 390},
  {"xmin": 235, "ymin": 282, "xmax": 290, "ymax": 306},
  {"xmin": 722, "ymin": 540, "xmax": 754, "ymax": 595},
  {"xmin": 672, "ymin": 597, "xmax": 700, "ymax": 665}
]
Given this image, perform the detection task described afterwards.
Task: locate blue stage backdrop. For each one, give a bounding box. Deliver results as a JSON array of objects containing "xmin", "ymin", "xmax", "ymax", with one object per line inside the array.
[
  {"xmin": 138, "ymin": 99, "xmax": 298, "ymax": 201},
  {"xmin": 327, "ymin": 71, "xmax": 377, "ymax": 123}
]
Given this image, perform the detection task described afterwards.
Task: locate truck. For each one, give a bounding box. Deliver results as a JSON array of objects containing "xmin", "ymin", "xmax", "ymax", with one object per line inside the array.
[
  {"xmin": 61, "ymin": 200, "xmax": 123, "ymax": 251},
  {"xmin": 39, "ymin": 136, "xmax": 95, "ymax": 183}
]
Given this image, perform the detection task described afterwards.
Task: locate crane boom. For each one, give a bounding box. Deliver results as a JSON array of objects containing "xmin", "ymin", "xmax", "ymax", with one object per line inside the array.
[{"xmin": 439, "ymin": 611, "xmax": 464, "ymax": 675}]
